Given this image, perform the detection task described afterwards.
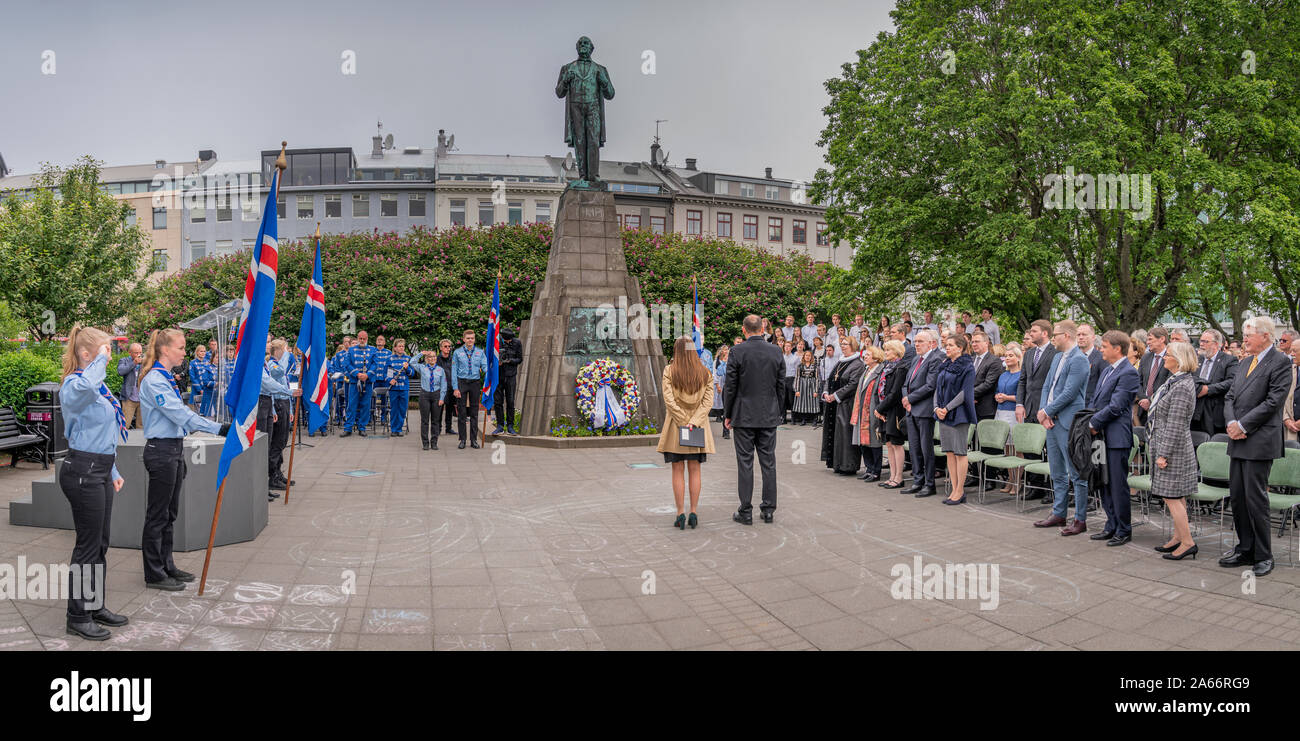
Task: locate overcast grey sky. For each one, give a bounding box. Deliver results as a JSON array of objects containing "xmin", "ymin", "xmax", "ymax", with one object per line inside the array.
[{"xmin": 1, "ymin": 0, "xmax": 896, "ymax": 180}]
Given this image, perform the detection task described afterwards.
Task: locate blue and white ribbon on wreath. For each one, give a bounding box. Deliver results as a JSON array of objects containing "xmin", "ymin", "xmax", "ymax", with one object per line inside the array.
[{"xmin": 591, "ymin": 383, "xmax": 629, "ymax": 430}]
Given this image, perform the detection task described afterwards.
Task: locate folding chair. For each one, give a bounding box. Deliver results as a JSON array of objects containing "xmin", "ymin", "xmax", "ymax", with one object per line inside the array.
[
  {"xmin": 967, "ymin": 419, "xmax": 1011, "ymax": 504},
  {"xmin": 1191, "ymin": 442, "xmax": 1232, "ymax": 553},
  {"xmin": 1266, "ymin": 447, "xmax": 1300, "ymax": 567},
  {"xmin": 982, "ymin": 423, "xmax": 1048, "ymax": 511}
]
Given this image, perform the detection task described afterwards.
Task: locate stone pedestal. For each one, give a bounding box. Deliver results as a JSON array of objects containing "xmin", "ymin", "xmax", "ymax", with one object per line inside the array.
[{"xmin": 517, "ymin": 189, "xmax": 666, "ymax": 435}]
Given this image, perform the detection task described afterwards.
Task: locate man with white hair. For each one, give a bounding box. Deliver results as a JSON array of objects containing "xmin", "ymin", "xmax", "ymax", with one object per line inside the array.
[{"xmin": 1221, "ymin": 316, "xmax": 1290, "ymax": 577}]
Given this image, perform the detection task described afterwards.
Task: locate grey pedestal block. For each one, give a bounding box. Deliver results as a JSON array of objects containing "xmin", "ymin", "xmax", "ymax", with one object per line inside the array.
[
  {"xmin": 518, "ymin": 189, "xmax": 667, "ymax": 435},
  {"xmin": 8, "ymin": 429, "xmax": 268, "ymax": 551}
]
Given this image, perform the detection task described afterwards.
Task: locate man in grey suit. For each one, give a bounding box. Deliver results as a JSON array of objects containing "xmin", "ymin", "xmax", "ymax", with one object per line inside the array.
[
  {"xmin": 1032, "ymin": 320, "xmax": 1092, "ymax": 535},
  {"xmin": 901, "ymin": 330, "xmax": 943, "ymax": 497},
  {"xmin": 1221, "ymin": 316, "xmax": 1290, "ymax": 577},
  {"xmin": 724, "ymin": 314, "xmax": 786, "ymax": 525}
]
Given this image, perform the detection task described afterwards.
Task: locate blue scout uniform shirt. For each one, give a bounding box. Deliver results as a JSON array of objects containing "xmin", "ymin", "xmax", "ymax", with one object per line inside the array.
[
  {"xmin": 372, "ymin": 347, "xmax": 393, "ymax": 384},
  {"xmin": 386, "ymin": 353, "xmax": 412, "ymax": 392},
  {"xmin": 452, "ymin": 345, "xmax": 488, "ymax": 381},
  {"xmin": 284, "ymin": 352, "xmax": 299, "ymax": 384},
  {"xmin": 411, "ymin": 357, "xmax": 447, "ymax": 400},
  {"xmin": 265, "ymin": 354, "xmax": 292, "ymax": 400},
  {"xmin": 140, "ymin": 366, "xmax": 222, "ymax": 439},
  {"xmin": 345, "ymin": 344, "xmax": 378, "ymax": 384},
  {"xmin": 260, "ymin": 367, "xmax": 290, "ymax": 398},
  {"xmin": 60, "ymin": 352, "xmax": 123, "ymax": 481}
]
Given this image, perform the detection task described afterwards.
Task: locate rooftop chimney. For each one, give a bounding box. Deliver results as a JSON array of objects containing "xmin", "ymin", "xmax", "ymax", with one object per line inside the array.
[
  {"xmin": 154, "ymin": 160, "xmax": 166, "ymax": 169},
  {"xmin": 765, "ymin": 167, "xmax": 773, "ymax": 179},
  {"xmin": 650, "ymin": 141, "xmax": 661, "ymax": 166},
  {"xmin": 685, "ymin": 158, "xmax": 697, "ymax": 171},
  {"xmin": 371, "ymin": 136, "xmax": 383, "ymax": 158},
  {"xmin": 198, "ymin": 150, "xmax": 217, "ymax": 162}
]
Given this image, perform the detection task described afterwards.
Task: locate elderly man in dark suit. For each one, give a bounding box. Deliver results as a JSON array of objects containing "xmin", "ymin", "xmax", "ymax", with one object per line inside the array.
[
  {"xmin": 1136, "ymin": 326, "xmax": 1171, "ymax": 425},
  {"xmin": 968, "ymin": 331, "xmax": 1005, "ymax": 489},
  {"xmin": 724, "ymin": 314, "xmax": 787, "ymax": 525},
  {"xmin": 1193, "ymin": 329, "xmax": 1239, "ymax": 435},
  {"xmin": 901, "ymin": 329, "xmax": 944, "ymax": 497},
  {"xmin": 1087, "ymin": 330, "xmax": 1141, "ymax": 545},
  {"xmin": 1077, "ymin": 324, "xmax": 1106, "ymax": 400},
  {"xmin": 1220, "ymin": 316, "xmax": 1291, "ymax": 577}
]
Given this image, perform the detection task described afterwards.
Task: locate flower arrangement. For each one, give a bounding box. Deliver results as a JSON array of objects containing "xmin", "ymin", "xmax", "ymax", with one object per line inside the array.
[
  {"xmin": 574, "ymin": 358, "xmax": 639, "ymax": 429},
  {"xmin": 549, "ymin": 414, "xmax": 659, "ymax": 438}
]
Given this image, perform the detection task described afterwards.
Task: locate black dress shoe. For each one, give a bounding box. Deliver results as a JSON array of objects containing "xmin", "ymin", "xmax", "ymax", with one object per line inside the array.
[
  {"xmin": 458, "ymin": 441, "xmax": 466, "ymax": 449},
  {"xmin": 268, "ymin": 491, "xmax": 281, "ymax": 499},
  {"xmin": 862, "ymin": 474, "xmax": 880, "ymax": 482},
  {"xmin": 358, "ymin": 429, "xmax": 367, "ymax": 437},
  {"xmin": 914, "ymin": 487, "xmax": 937, "ymax": 498},
  {"xmin": 1106, "ymin": 535, "xmax": 1131, "ymax": 547},
  {"xmin": 341, "ymin": 430, "xmax": 352, "ymax": 438},
  {"xmin": 902, "ymin": 484, "xmax": 923, "ymax": 494},
  {"xmin": 470, "ymin": 440, "xmax": 480, "ymax": 449},
  {"xmin": 761, "ymin": 512, "xmax": 774, "ymax": 523},
  {"xmin": 270, "ymin": 480, "xmax": 286, "ymax": 490},
  {"xmin": 91, "ymin": 608, "xmax": 129, "ymax": 627},
  {"xmin": 146, "ymin": 577, "xmax": 185, "ymax": 591},
  {"xmin": 66, "ymin": 619, "xmax": 111, "ymax": 641},
  {"xmin": 166, "ymin": 568, "xmax": 195, "ymax": 582},
  {"xmin": 1218, "ymin": 553, "xmax": 1253, "ymax": 568},
  {"xmin": 1252, "ymin": 559, "xmax": 1274, "ymax": 576},
  {"xmin": 732, "ymin": 511, "xmax": 753, "ymax": 526},
  {"xmin": 1089, "ymin": 530, "xmax": 1116, "ymax": 541},
  {"xmin": 857, "ymin": 470, "xmax": 872, "ymax": 480},
  {"xmin": 879, "ymin": 481, "xmax": 903, "ymax": 489},
  {"xmin": 422, "ymin": 443, "xmax": 430, "ymax": 450},
  {"xmin": 431, "ymin": 441, "xmax": 439, "ymax": 450}
]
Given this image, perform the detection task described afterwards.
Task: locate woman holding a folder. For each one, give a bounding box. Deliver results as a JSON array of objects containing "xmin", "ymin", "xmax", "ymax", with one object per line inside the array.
[{"xmin": 657, "ymin": 337, "xmax": 716, "ymax": 530}]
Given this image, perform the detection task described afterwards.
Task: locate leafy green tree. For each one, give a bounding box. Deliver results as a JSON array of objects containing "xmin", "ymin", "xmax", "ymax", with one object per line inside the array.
[{"xmin": 0, "ymin": 156, "xmax": 149, "ymax": 340}]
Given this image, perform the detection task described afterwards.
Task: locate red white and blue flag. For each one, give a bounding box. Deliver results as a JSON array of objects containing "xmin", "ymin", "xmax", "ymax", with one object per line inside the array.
[
  {"xmin": 692, "ymin": 279, "xmax": 705, "ymax": 359},
  {"xmin": 295, "ymin": 232, "xmax": 328, "ymax": 434},
  {"xmin": 482, "ymin": 274, "xmax": 500, "ymax": 409},
  {"xmin": 216, "ymin": 168, "xmax": 281, "ymax": 492}
]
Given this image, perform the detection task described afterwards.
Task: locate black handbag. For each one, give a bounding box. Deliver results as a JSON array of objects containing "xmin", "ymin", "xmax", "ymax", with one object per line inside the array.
[{"xmin": 677, "ymin": 425, "xmax": 705, "ymax": 448}]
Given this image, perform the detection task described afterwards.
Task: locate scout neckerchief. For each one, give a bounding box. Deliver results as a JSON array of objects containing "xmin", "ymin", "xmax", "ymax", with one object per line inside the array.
[{"xmin": 73, "ymin": 366, "xmax": 128, "ymax": 442}]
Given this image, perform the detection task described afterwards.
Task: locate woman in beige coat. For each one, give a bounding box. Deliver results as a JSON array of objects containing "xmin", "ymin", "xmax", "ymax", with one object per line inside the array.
[{"xmin": 657, "ymin": 337, "xmax": 716, "ymax": 530}]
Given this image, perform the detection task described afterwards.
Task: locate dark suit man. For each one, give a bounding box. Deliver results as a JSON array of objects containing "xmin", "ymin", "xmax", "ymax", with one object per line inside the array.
[
  {"xmin": 970, "ymin": 333, "xmax": 1005, "ymax": 421},
  {"xmin": 1136, "ymin": 327, "xmax": 1171, "ymax": 425},
  {"xmin": 1221, "ymin": 319, "xmax": 1291, "ymax": 577},
  {"xmin": 1193, "ymin": 330, "xmax": 1239, "ymax": 435},
  {"xmin": 1087, "ymin": 331, "xmax": 1141, "ymax": 544},
  {"xmin": 1016, "ymin": 319, "xmax": 1057, "ymax": 424},
  {"xmin": 724, "ymin": 315, "xmax": 786, "ymax": 525},
  {"xmin": 901, "ymin": 329, "xmax": 943, "ymax": 497}
]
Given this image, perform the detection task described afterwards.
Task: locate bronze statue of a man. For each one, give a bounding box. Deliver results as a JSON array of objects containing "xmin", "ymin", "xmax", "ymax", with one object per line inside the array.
[{"xmin": 556, "ymin": 36, "xmax": 615, "ymax": 189}]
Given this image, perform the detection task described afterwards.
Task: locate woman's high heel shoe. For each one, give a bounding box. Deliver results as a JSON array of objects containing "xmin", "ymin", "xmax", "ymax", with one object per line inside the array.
[
  {"xmin": 1154, "ymin": 542, "xmax": 1180, "ymax": 553},
  {"xmin": 1163, "ymin": 544, "xmax": 1198, "ymax": 561},
  {"xmin": 674, "ymin": 514, "xmax": 685, "ymax": 530},
  {"xmin": 688, "ymin": 512, "xmax": 698, "ymax": 529}
]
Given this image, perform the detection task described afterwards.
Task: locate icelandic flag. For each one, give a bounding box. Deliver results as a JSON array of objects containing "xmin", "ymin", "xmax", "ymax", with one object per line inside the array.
[
  {"xmin": 295, "ymin": 233, "xmax": 329, "ymax": 433},
  {"xmin": 692, "ymin": 280, "xmax": 705, "ymax": 359},
  {"xmin": 216, "ymin": 168, "xmax": 281, "ymax": 493},
  {"xmin": 482, "ymin": 274, "xmax": 500, "ymax": 409}
]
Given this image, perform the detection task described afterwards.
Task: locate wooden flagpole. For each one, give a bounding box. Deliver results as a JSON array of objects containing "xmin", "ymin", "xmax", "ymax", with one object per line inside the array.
[{"xmin": 199, "ymin": 141, "xmax": 287, "ymax": 596}]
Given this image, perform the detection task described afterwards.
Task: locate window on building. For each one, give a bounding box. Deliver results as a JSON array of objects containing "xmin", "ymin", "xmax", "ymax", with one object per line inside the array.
[
  {"xmin": 152, "ymin": 207, "xmax": 167, "ymax": 230},
  {"xmin": 125, "ymin": 209, "xmax": 137, "ymax": 227},
  {"xmin": 324, "ymin": 194, "xmax": 341, "ymax": 218},
  {"xmin": 765, "ymin": 185, "xmax": 780, "ymax": 200},
  {"xmin": 478, "ymin": 200, "xmax": 494, "ymax": 226},
  {"xmin": 651, "ymin": 216, "xmax": 665, "ymax": 234},
  {"xmin": 216, "ymin": 203, "xmax": 232, "ymax": 222},
  {"xmin": 189, "ymin": 242, "xmax": 205, "ymax": 262},
  {"xmin": 297, "ymin": 195, "xmax": 313, "ymax": 219},
  {"xmin": 740, "ymin": 183, "xmax": 755, "ymax": 198},
  {"xmin": 743, "ymin": 215, "xmax": 758, "ymax": 240},
  {"xmin": 717, "ymin": 212, "xmax": 732, "ymax": 238},
  {"xmin": 191, "ymin": 206, "xmax": 205, "ymax": 224},
  {"xmin": 241, "ymin": 198, "xmax": 259, "ymax": 221},
  {"xmin": 686, "ymin": 210, "xmax": 702, "ymax": 236},
  {"xmin": 276, "ymin": 196, "xmax": 286, "ymax": 219},
  {"xmin": 215, "ymin": 239, "xmax": 233, "ymax": 255},
  {"xmin": 535, "ymin": 201, "xmax": 551, "ymax": 223},
  {"xmin": 241, "ymin": 238, "xmax": 255, "ymax": 252},
  {"xmin": 352, "ymin": 193, "xmax": 369, "ymax": 218},
  {"xmin": 715, "ymin": 179, "xmax": 728, "ymax": 195},
  {"xmin": 381, "ymin": 193, "xmax": 397, "ymax": 217},
  {"xmin": 508, "ymin": 200, "xmax": 522, "ymax": 225},
  {"xmin": 816, "ymin": 222, "xmax": 829, "ymax": 246},
  {"xmin": 792, "ymin": 219, "xmax": 807, "ymax": 244},
  {"xmin": 624, "ymin": 214, "xmax": 641, "ymax": 230},
  {"xmin": 151, "ymin": 249, "xmax": 168, "ymax": 273},
  {"xmin": 409, "ymin": 193, "xmax": 426, "ymax": 217},
  {"xmin": 450, "ymin": 199, "xmax": 466, "ymax": 226},
  {"xmin": 768, "ymin": 217, "xmax": 783, "ymax": 242}
]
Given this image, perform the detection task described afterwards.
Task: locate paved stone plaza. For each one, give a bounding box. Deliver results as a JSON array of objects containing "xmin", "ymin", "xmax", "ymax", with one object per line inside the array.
[{"xmin": 2, "ymin": 425, "xmax": 1298, "ymax": 651}]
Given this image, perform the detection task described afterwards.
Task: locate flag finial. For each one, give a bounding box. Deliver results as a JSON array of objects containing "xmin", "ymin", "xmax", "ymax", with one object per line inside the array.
[
  {"xmin": 315, "ymin": 222, "xmax": 321, "ymax": 240},
  {"xmin": 275, "ymin": 142, "xmax": 288, "ymax": 172}
]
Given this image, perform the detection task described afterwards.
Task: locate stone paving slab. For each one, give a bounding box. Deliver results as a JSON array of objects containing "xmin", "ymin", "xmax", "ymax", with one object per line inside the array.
[{"xmin": 2, "ymin": 423, "xmax": 1298, "ymax": 651}]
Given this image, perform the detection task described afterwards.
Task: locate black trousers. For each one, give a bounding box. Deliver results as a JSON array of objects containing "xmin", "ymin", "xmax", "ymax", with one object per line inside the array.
[
  {"xmin": 58, "ymin": 449, "xmax": 115, "ymax": 619},
  {"xmin": 443, "ymin": 385, "xmax": 457, "ymax": 433},
  {"xmin": 732, "ymin": 426, "xmax": 777, "ymax": 516},
  {"xmin": 417, "ymin": 390, "xmax": 443, "ymax": 445},
  {"xmin": 906, "ymin": 413, "xmax": 936, "ymax": 487},
  {"xmin": 1229, "ymin": 457, "xmax": 1273, "ymax": 562},
  {"xmin": 493, "ymin": 373, "xmax": 518, "ymax": 429},
  {"xmin": 861, "ymin": 445, "xmax": 883, "ymax": 476},
  {"xmin": 269, "ymin": 397, "xmax": 290, "ymax": 481},
  {"xmin": 456, "ymin": 379, "xmax": 481, "ymax": 441},
  {"xmin": 142, "ymin": 438, "xmax": 185, "ymax": 584},
  {"xmin": 1099, "ymin": 447, "xmax": 1132, "ymax": 537}
]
